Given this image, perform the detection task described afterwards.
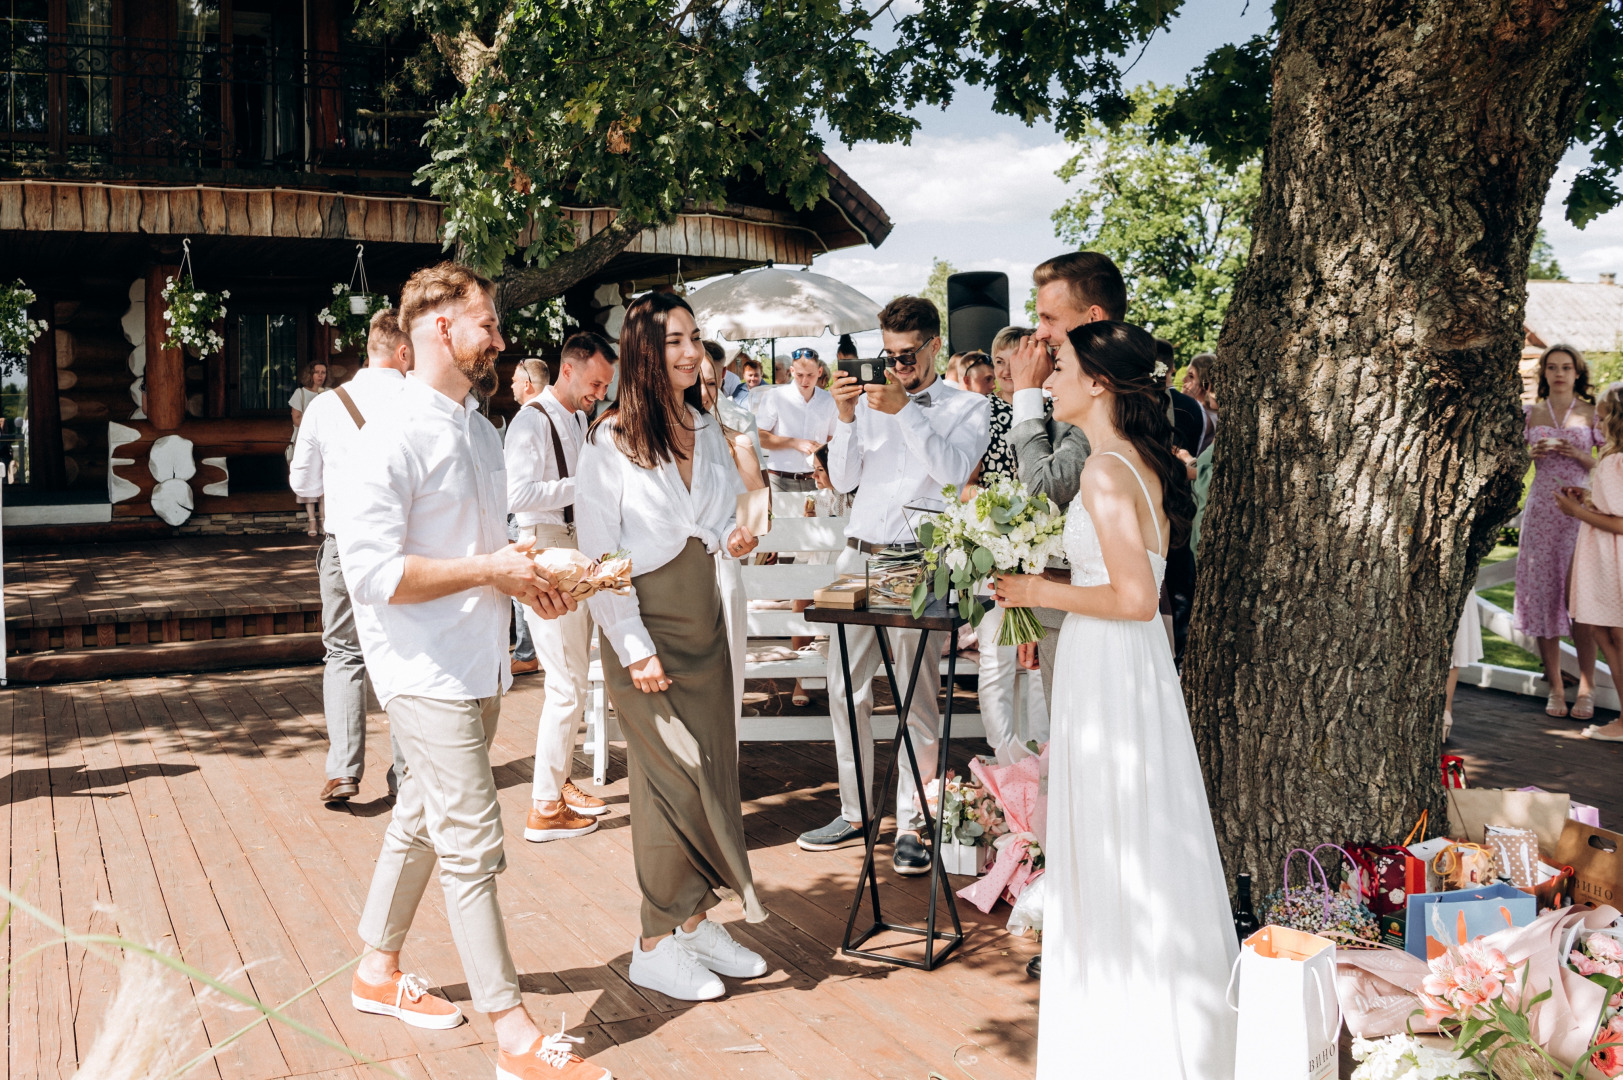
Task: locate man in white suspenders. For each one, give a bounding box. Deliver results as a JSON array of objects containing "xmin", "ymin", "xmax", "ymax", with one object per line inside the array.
[
  {"xmin": 289, "ymin": 308, "xmax": 413, "ymax": 804},
  {"xmin": 504, "ymin": 331, "xmax": 618, "ymax": 842}
]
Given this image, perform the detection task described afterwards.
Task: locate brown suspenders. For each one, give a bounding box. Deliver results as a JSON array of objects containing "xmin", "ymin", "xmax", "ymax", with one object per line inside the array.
[
  {"xmin": 334, "ymin": 385, "xmax": 365, "ymax": 429},
  {"xmin": 526, "ymin": 398, "xmax": 574, "ymax": 526}
]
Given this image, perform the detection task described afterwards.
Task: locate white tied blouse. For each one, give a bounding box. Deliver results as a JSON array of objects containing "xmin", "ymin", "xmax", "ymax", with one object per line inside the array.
[{"xmin": 577, "ymin": 407, "xmax": 744, "ymax": 667}]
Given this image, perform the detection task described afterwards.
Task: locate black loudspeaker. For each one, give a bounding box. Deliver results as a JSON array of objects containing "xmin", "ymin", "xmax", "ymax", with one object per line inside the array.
[{"xmin": 946, "ymin": 272, "xmax": 1010, "ymax": 356}]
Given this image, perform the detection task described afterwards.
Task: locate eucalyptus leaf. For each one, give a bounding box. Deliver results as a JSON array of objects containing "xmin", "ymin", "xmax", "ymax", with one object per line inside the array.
[
  {"xmin": 934, "ymin": 567, "xmax": 949, "ymax": 600},
  {"xmin": 972, "ymin": 546, "xmax": 994, "ymax": 574},
  {"xmin": 910, "ymin": 579, "xmax": 928, "ymax": 619}
]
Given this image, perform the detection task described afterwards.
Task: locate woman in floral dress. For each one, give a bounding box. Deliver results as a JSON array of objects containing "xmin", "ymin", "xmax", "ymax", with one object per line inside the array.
[{"xmin": 1516, "ymin": 344, "xmax": 1599, "ymax": 718}]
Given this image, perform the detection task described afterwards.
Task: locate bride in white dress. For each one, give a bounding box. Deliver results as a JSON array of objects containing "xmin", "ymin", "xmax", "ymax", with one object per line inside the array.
[{"xmin": 993, "ymin": 321, "xmax": 1237, "ymax": 1079}]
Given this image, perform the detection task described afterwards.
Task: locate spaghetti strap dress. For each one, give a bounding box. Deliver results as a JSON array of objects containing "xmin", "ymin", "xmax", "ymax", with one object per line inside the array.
[{"xmin": 1515, "ymin": 402, "xmax": 1600, "ymax": 639}]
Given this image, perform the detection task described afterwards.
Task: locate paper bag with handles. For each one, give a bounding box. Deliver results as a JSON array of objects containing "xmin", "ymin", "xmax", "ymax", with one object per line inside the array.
[
  {"xmin": 1228, "ymin": 925, "xmax": 1340, "ymax": 1080},
  {"xmin": 1555, "ymin": 820, "xmax": 1623, "ymax": 909},
  {"xmin": 1446, "ymin": 786, "xmax": 1571, "ymax": 857}
]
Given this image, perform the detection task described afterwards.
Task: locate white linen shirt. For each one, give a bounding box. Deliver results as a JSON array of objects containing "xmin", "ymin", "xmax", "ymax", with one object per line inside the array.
[
  {"xmin": 337, "ymin": 375, "xmax": 513, "ymax": 708},
  {"xmin": 505, "ymin": 386, "xmax": 587, "ymax": 527},
  {"xmin": 827, "ymin": 378, "xmax": 991, "ymax": 547},
  {"xmin": 576, "ymin": 408, "xmax": 744, "ymax": 666},
  {"xmin": 755, "ymin": 384, "xmax": 839, "ymax": 473},
  {"xmin": 288, "ymin": 367, "xmax": 407, "ymax": 530}
]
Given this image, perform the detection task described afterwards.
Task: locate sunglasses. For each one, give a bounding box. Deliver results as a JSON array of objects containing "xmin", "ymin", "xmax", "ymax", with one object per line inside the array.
[{"xmin": 877, "ymin": 339, "xmax": 935, "ymax": 367}]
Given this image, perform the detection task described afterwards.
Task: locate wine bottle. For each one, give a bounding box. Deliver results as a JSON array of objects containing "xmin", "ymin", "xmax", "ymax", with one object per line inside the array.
[{"xmin": 1233, "ymin": 872, "xmax": 1260, "ymax": 944}]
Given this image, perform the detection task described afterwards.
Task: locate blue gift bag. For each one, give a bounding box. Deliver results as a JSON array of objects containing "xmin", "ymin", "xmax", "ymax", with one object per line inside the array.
[{"xmin": 1403, "ymin": 882, "xmax": 1537, "ymax": 960}]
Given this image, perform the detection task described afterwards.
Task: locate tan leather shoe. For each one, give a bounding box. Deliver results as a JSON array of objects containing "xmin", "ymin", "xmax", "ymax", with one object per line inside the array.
[
  {"xmin": 497, "ymin": 1020, "xmax": 610, "ymax": 1079},
  {"xmin": 320, "ymin": 777, "xmax": 359, "ymax": 802},
  {"xmin": 561, "ymin": 781, "xmax": 608, "ymax": 817},
  {"xmin": 512, "ymin": 657, "xmax": 541, "ymax": 675},
  {"xmin": 525, "ymin": 802, "xmax": 598, "ymax": 842},
  {"xmin": 350, "ymin": 970, "xmax": 463, "ymax": 1030}
]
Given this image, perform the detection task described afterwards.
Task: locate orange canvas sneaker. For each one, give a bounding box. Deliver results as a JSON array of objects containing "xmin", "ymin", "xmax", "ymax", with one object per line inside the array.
[
  {"xmin": 561, "ymin": 781, "xmax": 608, "ymax": 817},
  {"xmin": 351, "ymin": 969, "xmax": 464, "ymax": 1029},
  {"xmin": 525, "ymin": 801, "xmax": 598, "ymax": 842},
  {"xmin": 496, "ymin": 1018, "xmax": 611, "ymax": 1080}
]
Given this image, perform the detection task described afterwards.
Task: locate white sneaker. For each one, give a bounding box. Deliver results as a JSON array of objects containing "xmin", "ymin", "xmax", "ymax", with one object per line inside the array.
[
  {"xmin": 675, "ymin": 919, "xmax": 768, "ymax": 979},
  {"xmin": 628, "ymin": 935, "xmax": 724, "ymax": 1001}
]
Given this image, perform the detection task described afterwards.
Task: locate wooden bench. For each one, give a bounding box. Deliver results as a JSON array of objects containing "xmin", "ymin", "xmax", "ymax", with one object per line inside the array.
[{"xmin": 582, "ymin": 514, "xmax": 1034, "ymax": 785}]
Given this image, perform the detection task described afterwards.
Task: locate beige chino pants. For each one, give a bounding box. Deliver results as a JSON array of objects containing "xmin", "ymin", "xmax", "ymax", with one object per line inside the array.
[
  {"xmin": 357, "ymin": 694, "xmax": 521, "ymax": 1014},
  {"xmin": 517, "ymin": 523, "xmax": 594, "ymax": 803}
]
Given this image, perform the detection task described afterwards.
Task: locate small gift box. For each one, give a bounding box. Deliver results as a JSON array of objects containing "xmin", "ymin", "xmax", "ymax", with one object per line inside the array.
[{"xmin": 941, "ymin": 841, "xmax": 990, "ymax": 877}]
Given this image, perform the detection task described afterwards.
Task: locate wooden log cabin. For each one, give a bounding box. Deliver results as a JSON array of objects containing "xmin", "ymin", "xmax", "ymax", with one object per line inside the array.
[{"xmin": 0, "ymin": 0, "xmax": 892, "ymax": 543}]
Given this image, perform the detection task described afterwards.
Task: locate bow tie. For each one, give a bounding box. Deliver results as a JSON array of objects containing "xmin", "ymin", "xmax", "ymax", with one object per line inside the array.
[{"xmin": 911, "ymin": 392, "xmax": 932, "ymax": 408}]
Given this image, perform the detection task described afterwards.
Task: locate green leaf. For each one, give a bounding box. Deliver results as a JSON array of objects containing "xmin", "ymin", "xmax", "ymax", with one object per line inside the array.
[
  {"xmin": 910, "ymin": 579, "xmax": 928, "ymax": 619},
  {"xmin": 934, "ymin": 567, "xmax": 949, "ymax": 600},
  {"xmin": 990, "ymin": 506, "xmax": 1012, "ymax": 524},
  {"xmin": 917, "ymin": 521, "xmax": 935, "ymax": 548},
  {"xmin": 972, "ymin": 546, "xmax": 994, "ymax": 574}
]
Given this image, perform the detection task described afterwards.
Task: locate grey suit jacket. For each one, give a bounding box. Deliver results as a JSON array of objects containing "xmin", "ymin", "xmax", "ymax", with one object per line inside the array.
[{"xmin": 1009, "ymin": 416, "xmax": 1090, "ymax": 510}]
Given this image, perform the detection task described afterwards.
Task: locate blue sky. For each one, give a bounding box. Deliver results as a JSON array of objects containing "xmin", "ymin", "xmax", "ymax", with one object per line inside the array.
[{"xmin": 697, "ymin": 2, "xmax": 1621, "ymax": 361}]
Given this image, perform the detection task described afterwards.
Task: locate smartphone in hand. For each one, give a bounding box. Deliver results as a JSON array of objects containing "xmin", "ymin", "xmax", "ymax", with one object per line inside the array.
[{"xmin": 837, "ymin": 359, "xmax": 889, "ymax": 386}]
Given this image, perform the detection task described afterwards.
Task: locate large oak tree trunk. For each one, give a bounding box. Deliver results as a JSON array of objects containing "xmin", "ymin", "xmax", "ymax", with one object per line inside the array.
[{"xmin": 1189, "ymin": 0, "xmax": 1603, "ymax": 888}]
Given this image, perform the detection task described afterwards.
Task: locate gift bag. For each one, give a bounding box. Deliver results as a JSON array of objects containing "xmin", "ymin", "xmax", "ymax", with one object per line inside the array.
[
  {"xmin": 1260, "ymin": 845, "xmax": 1382, "ymax": 945},
  {"xmin": 1483, "ymin": 824, "xmax": 1540, "ymax": 889},
  {"xmin": 1229, "ymin": 926, "xmax": 1340, "ymax": 1080},
  {"xmin": 1555, "ymin": 820, "xmax": 1623, "ymax": 909},
  {"xmin": 1403, "ymin": 882, "xmax": 1538, "ymax": 960},
  {"xmin": 1345, "ymin": 813, "xmax": 1430, "ymax": 916},
  {"xmin": 1446, "ymin": 786, "xmax": 1572, "ymax": 855}
]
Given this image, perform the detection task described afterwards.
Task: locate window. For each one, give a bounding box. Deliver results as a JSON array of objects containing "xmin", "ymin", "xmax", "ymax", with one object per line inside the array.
[
  {"xmin": 236, "ymin": 311, "xmax": 300, "ymax": 412},
  {"xmin": 0, "ymin": 0, "xmax": 47, "ymax": 137},
  {"xmin": 63, "ymin": 0, "xmax": 109, "ymax": 138}
]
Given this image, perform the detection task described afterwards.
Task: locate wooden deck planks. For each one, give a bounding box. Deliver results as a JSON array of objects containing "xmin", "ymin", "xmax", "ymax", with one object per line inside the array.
[{"xmin": 4, "ymin": 666, "xmax": 1044, "ymax": 1079}]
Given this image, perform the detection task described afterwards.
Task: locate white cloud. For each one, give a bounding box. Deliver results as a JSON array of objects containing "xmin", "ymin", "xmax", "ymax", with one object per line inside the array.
[
  {"xmin": 1540, "ymin": 154, "xmax": 1623, "ymax": 281},
  {"xmin": 834, "ymin": 134, "xmax": 1074, "ymax": 226}
]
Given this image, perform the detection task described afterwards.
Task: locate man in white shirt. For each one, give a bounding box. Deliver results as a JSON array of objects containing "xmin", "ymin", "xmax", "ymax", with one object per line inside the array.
[
  {"xmin": 338, "ymin": 263, "xmax": 605, "ymax": 1080},
  {"xmin": 289, "ymin": 308, "xmax": 412, "ymax": 805},
  {"xmin": 505, "ymin": 359, "xmax": 549, "ymax": 677},
  {"xmin": 755, "ymin": 348, "xmax": 838, "ymax": 494},
  {"xmin": 506, "ymin": 331, "xmax": 617, "ymax": 844},
  {"xmin": 797, "ymin": 297, "xmax": 990, "ymax": 878}
]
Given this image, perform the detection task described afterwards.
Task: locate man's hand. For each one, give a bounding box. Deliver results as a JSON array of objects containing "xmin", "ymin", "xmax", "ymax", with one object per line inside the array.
[
  {"xmin": 864, "ymin": 373, "xmax": 910, "ymax": 415},
  {"xmin": 831, "ymin": 370, "xmax": 863, "ymax": 423},
  {"xmin": 1009, "ymin": 335, "xmax": 1054, "ymax": 392},
  {"xmin": 794, "ymin": 438, "xmax": 821, "ymax": 455},
  {"xmin": 1016, "ymin": 642, "xmax": 1040, "ymax": 671},
  {"xmin": 725, "ymin": 525, "xmax": 759, "ymax": 558},
  {"xmin": 484, "ymin": 537, "xmax": 577, "ymax": 620},
  {"xmin": 628, "ymin": 654, "xmax": 671, "ymax": 693}
]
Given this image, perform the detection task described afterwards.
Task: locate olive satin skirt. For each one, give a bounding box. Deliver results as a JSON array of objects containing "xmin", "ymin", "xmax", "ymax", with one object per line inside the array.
[{"xmin": 600, "ymin": 537, "xmax": 766, "ymax": 936}]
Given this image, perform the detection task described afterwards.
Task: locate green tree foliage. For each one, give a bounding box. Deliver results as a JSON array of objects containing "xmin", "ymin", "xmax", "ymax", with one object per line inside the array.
[
  {"xmin": 1528, "ymin": 228, "xmax": 1566, "ymax": 280},
  {"xmin": 357, "ymin": 1, "xmax": 1185, "ymax": 304},
  {"xmin": 1051, "ymin": 86, "xmax": 1258, "ymax": 357},
  {"xmin": 920, "ymin": 258, "xmax": 956, "ymax": 320}
]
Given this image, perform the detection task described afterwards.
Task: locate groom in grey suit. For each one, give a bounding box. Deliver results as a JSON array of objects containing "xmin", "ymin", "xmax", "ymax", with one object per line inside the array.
[{"xmin": 1006, "ymin": 251, "xmax": 1128, "ymax": 701}]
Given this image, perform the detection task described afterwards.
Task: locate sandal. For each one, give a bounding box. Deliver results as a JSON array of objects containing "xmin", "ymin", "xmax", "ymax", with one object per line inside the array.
[
  {"xmin": 1572, "ymin": 694, "xmax": 1596, "ymax": 721},
  {"xmin": 1547, "ymin": 691, "xmax": 1569, "ymax": 718},
  {"xmin": 791, "ymin": 682, "xmax": 811, "ymax": 708},
  {"xmin": 1584, "ymin": 722, "xmax": 1623, "ymax": 742}
]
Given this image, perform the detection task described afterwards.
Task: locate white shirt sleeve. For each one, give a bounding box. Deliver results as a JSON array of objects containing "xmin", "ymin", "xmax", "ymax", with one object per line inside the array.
[
  {"xmin": 576, "ymin": 431, "xmax": 657, "ymax": 666},
  {"xmin": 1012, "ymin": 388, "xmax": 1047, "ymax": 427},
  {"xmin": 337, "ymin": 424, "xmax": 414, "ymax": 608},
  {"xmin": 288, "ymin": 402, "xmax": 323, "ymax": 499},
  {"xmin": 705, "ymin": 421, "xmax": 746, "ymax": 554},
  {"xmin": 827, "ymin": 411, "xmax": 862, "ymax": 493},
  {"xmin": 896, "ymin": 393, "xmax": 991, "ymax": 489},
  {"xmin": 505, "ymin": 406, "xmax": 576, "ymax": 514},
  {"xmin": 754, "ymin": 389, "xmax": 780, "ymax": 434}
]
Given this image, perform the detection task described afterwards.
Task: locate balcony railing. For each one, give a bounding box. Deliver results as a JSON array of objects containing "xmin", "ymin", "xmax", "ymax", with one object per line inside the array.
[{"xmin": 0, "ymin": 35, "xmax": 434, "ymax": 180}]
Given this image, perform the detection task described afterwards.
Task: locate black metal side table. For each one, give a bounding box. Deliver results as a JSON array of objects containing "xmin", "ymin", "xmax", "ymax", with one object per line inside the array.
[{"xmin": 805, "ymin": 595, "xmax": 977, "ymax": 971}]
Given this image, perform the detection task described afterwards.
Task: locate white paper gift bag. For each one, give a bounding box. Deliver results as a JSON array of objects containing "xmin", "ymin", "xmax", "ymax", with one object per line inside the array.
[{"xmin": 1229, "ymin": 925, "xmax": 1341, "ymax": 1080}]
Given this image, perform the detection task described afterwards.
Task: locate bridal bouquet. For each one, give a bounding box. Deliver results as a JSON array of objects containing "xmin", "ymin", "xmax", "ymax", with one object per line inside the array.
[
  {"xmin": 910, "ymin": 476, "xmax": 1066, "ymax": 645},
  {"xmin": 531, "ymin": 548, "xmax": 633, "ymax": 599}
]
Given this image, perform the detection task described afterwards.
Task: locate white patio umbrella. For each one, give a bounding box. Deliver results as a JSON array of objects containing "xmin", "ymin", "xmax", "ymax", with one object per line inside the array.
[{"xmin": 688, "ymin": 266, "xmax": 881, "ymax": 340}]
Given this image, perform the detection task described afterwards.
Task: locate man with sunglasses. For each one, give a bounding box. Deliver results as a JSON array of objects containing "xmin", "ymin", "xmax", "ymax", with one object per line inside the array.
[
  {"xmin": 797, "ymin": 297, "xmax": 990, "ymax": 876},
  {"xmin": 754, "ymin": 346, "xmax": 837, "ymax": 494}
]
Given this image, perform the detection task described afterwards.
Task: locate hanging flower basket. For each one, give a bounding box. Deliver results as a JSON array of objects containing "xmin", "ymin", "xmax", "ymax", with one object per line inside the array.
[
  {"xmin": 504, "ymin": 296, "xmax": 569, "ymax": 353},
  {"xmin": 0, "ymin": 280, "xmax": 48, "ymax": 373},
  {"xmin": 317, "ymin": 283, "xmax": 389, "ymax": 352},
  {"xmin": 161, "ymin": 275, "xmax": 228, "ymax": 358}
]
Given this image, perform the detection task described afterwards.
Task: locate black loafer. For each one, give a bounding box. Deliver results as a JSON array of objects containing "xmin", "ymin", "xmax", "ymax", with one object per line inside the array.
[
  {"xmin": 1026, "ymin": 955, "xmax": 1041, "ymax": 980},
  {"xmin": 892, "ymin": 832, "xmax": 930, "ymax": 875}
]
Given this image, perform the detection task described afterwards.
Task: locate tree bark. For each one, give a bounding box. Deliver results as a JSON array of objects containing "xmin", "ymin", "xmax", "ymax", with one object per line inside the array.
[
  {"xmin": 1189, "ymin": 0, "xmax": 1603, "ymax": 888},
  {"xmin": 492, "ymin": 212, "xmax": 645, "ymax": 314}
]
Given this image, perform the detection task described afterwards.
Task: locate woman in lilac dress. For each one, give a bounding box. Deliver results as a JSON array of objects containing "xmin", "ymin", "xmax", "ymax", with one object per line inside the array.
[{"xmin": 1516, "ymin": 344, "xmax": 1599, "ymax": 718}]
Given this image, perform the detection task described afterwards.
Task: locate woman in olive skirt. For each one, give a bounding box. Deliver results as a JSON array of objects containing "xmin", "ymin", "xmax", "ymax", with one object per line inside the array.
[{"xmin": 576, "ymin": 290, "xmax": 768, "ymax": 1003}]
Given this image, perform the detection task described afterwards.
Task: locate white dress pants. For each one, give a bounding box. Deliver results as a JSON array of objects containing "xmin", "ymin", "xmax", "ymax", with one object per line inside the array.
[{"xmin": 518, "ymin": 523, "xmax": 594, "ymax": 802}]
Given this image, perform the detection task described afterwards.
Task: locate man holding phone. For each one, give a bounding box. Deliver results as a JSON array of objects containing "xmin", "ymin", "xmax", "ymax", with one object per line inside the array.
[
  {"xmin": 797, "ymin": 297, "xmax": 990, "ymax": 875},
  {"xmin": 755, "ymin": 347, "xmax": 838, "ymax": 493}
]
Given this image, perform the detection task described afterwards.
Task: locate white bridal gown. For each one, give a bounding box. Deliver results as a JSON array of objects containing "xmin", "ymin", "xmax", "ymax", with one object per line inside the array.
[{"xmin": 1035, "ymin": 452, "xmax": 1238, "ymax": 1080}]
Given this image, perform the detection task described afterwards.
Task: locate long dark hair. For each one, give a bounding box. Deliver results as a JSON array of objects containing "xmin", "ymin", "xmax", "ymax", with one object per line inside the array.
[
  {"xmin": 1537, "ymin": 343, "xmax": 1593, "ymax": 404},
  {"xmin": 1067, "ymin": 321, "xmax": 1197, "ymax": 550},
  {"xmin": 588, "ymin": 291, "xmax": 705, "ymax": 468}
]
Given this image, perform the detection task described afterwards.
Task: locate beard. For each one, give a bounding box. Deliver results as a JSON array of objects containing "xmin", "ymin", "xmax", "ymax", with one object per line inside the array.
[{"xmin": 452, "ymin": 339, "xmax": 500, "ymax": 400}]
